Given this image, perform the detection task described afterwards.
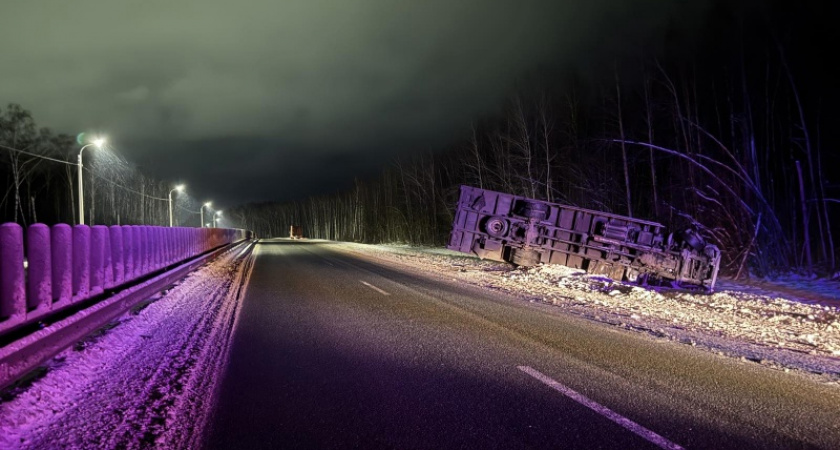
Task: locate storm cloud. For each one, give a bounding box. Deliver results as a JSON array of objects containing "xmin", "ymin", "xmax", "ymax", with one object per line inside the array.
[{"xmin": 1, "ymin": 0, "xmax": 711, "ymax": 205}]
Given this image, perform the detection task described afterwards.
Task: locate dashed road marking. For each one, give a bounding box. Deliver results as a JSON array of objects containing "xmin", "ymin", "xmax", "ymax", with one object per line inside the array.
[
  {"xmin": 517, "ymin": 366, "xmax": 684, "ymax": 450},
  {"xmin": 360, "ymin": 281, "xmax": 390, "ymax": 296}
]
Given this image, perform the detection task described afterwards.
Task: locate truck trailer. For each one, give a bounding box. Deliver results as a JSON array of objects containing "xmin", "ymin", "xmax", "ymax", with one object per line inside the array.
[
  {"xmin": 447, "ymin": 185, "xmax": 721, "ymax": 290},
  {"xmin": 289, "ymin": 225, "xmax": 303, "ymax": 239}
]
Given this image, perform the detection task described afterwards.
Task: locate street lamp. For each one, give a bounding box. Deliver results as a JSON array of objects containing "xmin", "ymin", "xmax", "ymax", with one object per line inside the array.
[
  {"xmin": 200, "ymin": 202, "xmax": 212, "ymax": 228},
  {"xmin": 77, "ymin": 137, "xmax": 106, "ymax": 225},
  {"xmin": 168, "ymin": 184, "xmax": 185, "ymax": 227},
  {"xmin": 213, "ymin": 210, "xmax": 222, "ymax": 228}
]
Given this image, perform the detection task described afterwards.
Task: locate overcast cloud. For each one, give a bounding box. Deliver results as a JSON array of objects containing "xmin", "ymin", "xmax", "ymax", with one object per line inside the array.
[{"xmin": 1, "ymin": 0, "xmax": 710, "ymax": 205}]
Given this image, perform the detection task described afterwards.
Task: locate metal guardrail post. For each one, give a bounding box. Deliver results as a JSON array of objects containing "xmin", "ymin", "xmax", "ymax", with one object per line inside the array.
[
  {"xmin": 90, "ymin": 225, "xmax": 107, "ymax": 296},
  {"xmin": 139, "ymin": 226, "xmax": 148, "ymax": 275},
  {"xmin": 130, "ymin": 226, "xmax": 140, "ymax": 280},
  {"xmin": 123, "ymin": 225, "xmax": 134, "ymax": 283},
  {"xmin": 0, "ymin": 223, "xmax": 24, "ymax": 329},
  {"xmin": 51, "ymin": 224, "xmax": 72, "ymax": 306},
  {"xmin": 103, "ymin": 225, "xmax": 113, "ymax": 288},
  {"xmin": 153, "ymin": 227, "xmax": 162, "ymax": 270},
  {"xmin": 72, "ymin": 225, "xmax": 90, "ymax": 300},
  {"xmin": 26, "ymin": 224, "xmax": 51, "ymax": 314},
  {"xmin": 110, "ymin": 225, "xmax": 123, "ymax": 288}
]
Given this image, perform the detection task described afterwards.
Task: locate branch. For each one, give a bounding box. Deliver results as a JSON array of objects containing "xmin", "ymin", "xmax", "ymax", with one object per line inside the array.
[
  {"xmin": 607, "ymin": 139, "xmax": 755, "ymax": 216},
  {"xmin": 810, "ymin": 198, "xmax": 840, "ymax": 205}
]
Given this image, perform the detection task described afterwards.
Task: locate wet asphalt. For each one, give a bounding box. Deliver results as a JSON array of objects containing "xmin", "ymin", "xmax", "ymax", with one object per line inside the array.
[{"xmin": 204, "ymin": 239, "xmax": 840, "ymax": 449}]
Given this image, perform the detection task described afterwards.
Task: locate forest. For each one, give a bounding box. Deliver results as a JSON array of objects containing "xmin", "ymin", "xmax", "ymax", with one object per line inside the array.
[
  {"xmin": 226, "ymin": 3, "xmax": 838, "ymax": 278},
  {"xmin": 0, "ymin": 103, "xmax": 204, "ymax": 228}
]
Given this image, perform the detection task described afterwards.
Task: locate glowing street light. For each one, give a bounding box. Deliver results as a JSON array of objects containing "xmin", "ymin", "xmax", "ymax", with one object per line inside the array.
[
  {"xmin": 200, "ymin": 202, "xmax": 212, "ymax": 228},
  {"xmin": 168, "ymin": 184, "xmax": 185, "ymax": 227},
  {"xmin": 77, "ymin": 137, "xmax": 106, "ymax": 225},
  {"xmin": 213, "ymin": 210, "xmax": 222, "ymax": 228}
]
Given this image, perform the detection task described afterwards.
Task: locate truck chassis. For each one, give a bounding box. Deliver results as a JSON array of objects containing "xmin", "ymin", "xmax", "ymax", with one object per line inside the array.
[{"xmin": 447, "ymin": 185, "xmax": 721, "ymax": 290}]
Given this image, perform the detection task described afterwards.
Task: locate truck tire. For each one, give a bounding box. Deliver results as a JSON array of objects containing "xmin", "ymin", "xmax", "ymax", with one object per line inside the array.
[
  {"xmin": 483, "ymin": 216, "xmax": 510, "ymax": 238},
  {"xmin": 511, "ymin": 248, "xmax": 541, "ymax": 266}
]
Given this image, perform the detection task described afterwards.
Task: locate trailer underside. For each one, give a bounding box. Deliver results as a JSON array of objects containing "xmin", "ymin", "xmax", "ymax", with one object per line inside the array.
[{"xmin": 447, "ymin": 186, "xmax": 721, "ymax": 290}]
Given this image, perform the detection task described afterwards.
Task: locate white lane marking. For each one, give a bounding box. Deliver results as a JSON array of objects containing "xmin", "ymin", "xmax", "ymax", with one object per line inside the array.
[
  {"xmin": 518, "ymin": 366, "xmax": 684, "ymax": 450},
  {"xmin": 360, "ymin": 280, "xmax": 390, "ymax": 296}
]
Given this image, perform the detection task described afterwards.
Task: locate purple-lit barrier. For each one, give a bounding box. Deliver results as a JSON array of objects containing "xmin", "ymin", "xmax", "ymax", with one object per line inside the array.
[{"xmin": 0, "ymin": 224, "xmax": 249, "ymax": 335}]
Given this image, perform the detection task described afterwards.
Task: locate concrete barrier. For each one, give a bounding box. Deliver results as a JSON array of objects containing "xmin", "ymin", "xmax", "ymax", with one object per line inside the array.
[{"xmin": 0, "ymin": 224, "xmax": 248, "ymax": 335}]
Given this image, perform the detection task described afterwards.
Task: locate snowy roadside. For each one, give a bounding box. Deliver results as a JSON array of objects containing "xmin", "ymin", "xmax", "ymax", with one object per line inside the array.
[
  {"xmin": 0, "ymin": 245, "xmax": 254, "ymax": 450},
  {"xmin": 327, "ymin": 241, "xmax": 840, "ymax": 381}
]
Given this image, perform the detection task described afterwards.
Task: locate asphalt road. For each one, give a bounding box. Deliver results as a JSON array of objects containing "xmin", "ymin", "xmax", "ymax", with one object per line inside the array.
[{"xmin": 205, "ymin": 239, "xmax": 840, "ymax": 449}]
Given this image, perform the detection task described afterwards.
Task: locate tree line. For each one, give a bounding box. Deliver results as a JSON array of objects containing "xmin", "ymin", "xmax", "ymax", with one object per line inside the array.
[
  {"xmin": 0, "ymin": 104, "xmax": 199, "ymax": 227},
  {"xmin": 229, "ymin": 6, "xmax": 837, "ymax": 278}
]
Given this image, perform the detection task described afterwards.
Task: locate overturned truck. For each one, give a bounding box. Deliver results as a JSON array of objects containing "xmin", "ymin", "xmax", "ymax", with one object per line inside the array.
[{"xmin": 447, "ymin": 185, "xmax": 721, "ymax": 290}]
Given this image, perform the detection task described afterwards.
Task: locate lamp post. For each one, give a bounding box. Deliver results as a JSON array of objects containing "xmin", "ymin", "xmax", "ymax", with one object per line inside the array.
[
  {"xmin": 168, "ymin": 184, "xmax": 185, "ymax": 227},
  {"xmin": 200, "ymin": 202, "xmax": 211, "ymax": 228},
  {"xmin": 77, "ymin": 137, "xmax": 105, "ymax": 225},
  {"xmin": 213, "ymin": 210, "xmax": 222, "ymax": 228}
]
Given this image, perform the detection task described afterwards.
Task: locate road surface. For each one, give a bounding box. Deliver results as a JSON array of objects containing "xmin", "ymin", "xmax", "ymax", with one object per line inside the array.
[{"xmin": 205, "ymin": 239, "xmax": 840, "ymax": 449}]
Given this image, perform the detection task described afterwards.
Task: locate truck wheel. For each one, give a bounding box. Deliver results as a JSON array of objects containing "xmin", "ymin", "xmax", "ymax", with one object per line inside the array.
[
  {"xmin": 521, "ymin": 201, "xmax": 549, "ymax": 220},
  {"xmin": 483, "ymin": 217, "xmax": 510, "ymax": 238},
  {"xmin": 511, "ymin": 248, "xmax": 541, "ymax": 266}
]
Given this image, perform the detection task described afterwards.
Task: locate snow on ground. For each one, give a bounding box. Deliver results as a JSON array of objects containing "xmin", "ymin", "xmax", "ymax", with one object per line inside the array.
[
  {"xmin": 0, "ymin": 246, "xmax": 253, "ymax": 450},
  {"xmin": 329, "ymin": 241, "xmax": 840, "ymax": 381}
]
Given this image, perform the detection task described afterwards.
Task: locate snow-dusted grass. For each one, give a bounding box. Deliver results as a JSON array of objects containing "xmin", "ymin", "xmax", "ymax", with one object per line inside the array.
[
  {"xmin": 331, "ymin": 242, "xmax": 840, "ymax": 379},
  {"xmin": 0, "ymin": 247, "xmax": 253, "ymax": 450}
]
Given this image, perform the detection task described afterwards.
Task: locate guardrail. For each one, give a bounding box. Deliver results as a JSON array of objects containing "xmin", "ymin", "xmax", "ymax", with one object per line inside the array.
[{"xmin": 0, "ymin": 223, "xmax": 250, "ymax": 336}]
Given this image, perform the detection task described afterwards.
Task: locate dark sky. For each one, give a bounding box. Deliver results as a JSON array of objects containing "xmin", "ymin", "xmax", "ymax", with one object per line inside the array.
[{"xmin": 1, "ymin": 0, "xmax": 714, "ymax": 207}]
